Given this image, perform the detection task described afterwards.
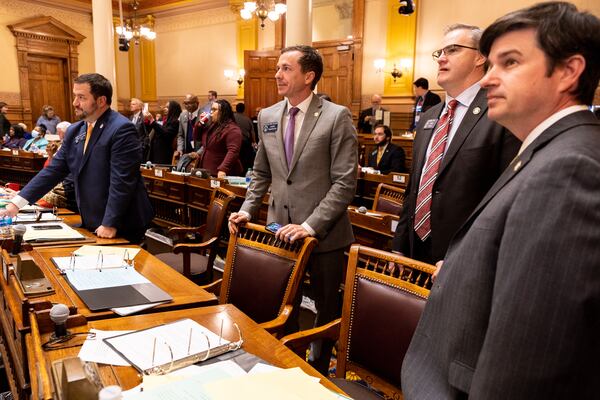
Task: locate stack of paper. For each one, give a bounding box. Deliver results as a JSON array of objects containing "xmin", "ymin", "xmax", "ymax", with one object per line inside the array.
[{"xmin": 23, "ymin": 222, "xmax": 85, "ymax": 242}]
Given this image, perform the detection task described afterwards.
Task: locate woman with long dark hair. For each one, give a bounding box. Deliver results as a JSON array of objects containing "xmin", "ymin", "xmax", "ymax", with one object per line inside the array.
[
  {"xmin": 190, "ymin": 99, "xmax": 243, "ymax": 177},
  {"xmin": 2, "ymin": 124, "xmax": 27, "ymax": 149},
  {"xmin": 144, "ymin": 100, "xmax": 182, "ymax": 165}
]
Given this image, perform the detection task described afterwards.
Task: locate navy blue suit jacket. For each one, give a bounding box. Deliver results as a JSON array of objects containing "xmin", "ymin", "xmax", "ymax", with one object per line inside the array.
[{"xmin": 19, "ymin": 108, "xmax": 153, "ymax": 240}]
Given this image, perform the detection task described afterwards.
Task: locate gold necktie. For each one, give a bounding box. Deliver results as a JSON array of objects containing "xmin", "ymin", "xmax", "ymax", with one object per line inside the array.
[
  {"xmin": 376, "ymin": 147, "xmax": 384, "ymax": 164},
  {"xmin": 83, "ymin": 123, "xmax": 93, "ymax": 153}
]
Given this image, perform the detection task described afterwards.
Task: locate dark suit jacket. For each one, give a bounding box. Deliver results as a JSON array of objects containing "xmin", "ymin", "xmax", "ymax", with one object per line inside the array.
[
  {"xmin": 0, "ymin": 114, "xmax": 11, "ymax": 136},
  {"xmin": 411, "ymin": 91, "xmax": 442, "ymax": 130},
  {"xmin": 131, "ymin": 112, "xmax": 149, "ymax": 161},
  {"xmin": 402, "ymin": 110, "xmax": 600, "ymax": 399},
  {"xmin": 148, "ymin": 119, "xmax": 178, "ymax": 165},
  {"xmin": 367, "ymin": 142, "xmax": 407, "ymax": 174},
  {"xmin": 357, "ymin": 107, "xmax": 387, "ymax": 133},
  {"xmin": 19, "ymin": 108, "xmax": 153, "ymax": 241},
  {"xmin": 392, "ymin": 88, "xmax": 520, "ymax": 263}
]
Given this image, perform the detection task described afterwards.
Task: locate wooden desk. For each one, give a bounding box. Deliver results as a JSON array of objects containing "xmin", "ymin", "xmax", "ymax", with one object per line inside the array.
[
  {"xmin": 355, "ymin": 171, "xmax": 409, "ymax": 209},
  {"xmin": 0, "ymin": 149, "xmax": 46, "ymax": 186},
  {"xmin": 348, "ymin": 207, "xmax": 396, "ymax": 251},
  {"xmin": 0, "ymin": 247, "xmax": 216, "ymax": 399},
  {"xmin": 27, "ymin": 304, "xmax": 344, "ymax": 399}
]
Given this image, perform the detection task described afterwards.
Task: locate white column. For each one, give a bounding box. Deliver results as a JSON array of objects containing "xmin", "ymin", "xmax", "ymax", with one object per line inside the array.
[
  {"xmin": 92, "ymin": 0, "xmax": 118, "ymax": 108},
  {"xmin": 285, "ymin": 0, "xmax": 312, "ymax": 46}
]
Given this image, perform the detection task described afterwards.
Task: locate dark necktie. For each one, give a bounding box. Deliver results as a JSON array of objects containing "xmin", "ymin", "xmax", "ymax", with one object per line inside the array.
[
  {"xmin": 285, "ymin": 107, "xmax": 300, "ymax": 168},
  {"xmin": 414, "ymin": 99, "xmax": 458, "ymax": 241}
]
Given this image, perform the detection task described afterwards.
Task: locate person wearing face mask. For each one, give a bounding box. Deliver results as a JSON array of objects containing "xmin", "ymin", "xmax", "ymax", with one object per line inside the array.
[
  {"xmin": 187, "ymin": 99, "xmax": 243, "ymax": 178},
  {"xmin": 23, "ymin": 124, "xmax": 49, "ymax": 152},
  {"xmin": 366, "ymin": 124, "xmax": 406, "ymax": 174}
]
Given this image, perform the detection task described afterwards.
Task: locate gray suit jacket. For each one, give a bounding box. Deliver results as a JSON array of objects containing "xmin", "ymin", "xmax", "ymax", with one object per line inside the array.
[
  {"xmin": 240, "ymin": 95, "xmax": 357, "ymax": 253},
  {"xmin": 176, "ymin": 110, "xmax": 196, "ymax": 153},
  {"xmin": 402, "ymin": 110, "xmax": 600, "ymax": 399}
]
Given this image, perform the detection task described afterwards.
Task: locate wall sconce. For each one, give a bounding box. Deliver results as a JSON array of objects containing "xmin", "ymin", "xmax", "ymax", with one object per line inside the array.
[
  {"xmin": 224, "ymin": 69, "xmax": 246, "ymax": 88},
  {"xmin": 374, "ymin": 58, "xmax": 412, "ymax": 82}
]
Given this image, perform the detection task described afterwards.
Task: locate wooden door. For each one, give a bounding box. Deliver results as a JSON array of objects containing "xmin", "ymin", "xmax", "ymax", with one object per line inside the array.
[
  {"xmin": 27, "ymin": 55, "xmax": 71, "ymax": 129},
  {"xmin": 244, "ymin": 50, "xmax": 282, "ymax": 118},
  {"xmin": 313, "ymin": 43, "xmax": 354, "ymax": 110}
]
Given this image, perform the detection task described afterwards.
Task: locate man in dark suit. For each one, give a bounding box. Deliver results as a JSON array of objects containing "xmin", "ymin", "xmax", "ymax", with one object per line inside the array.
[
  {"xmin": 129, "ymin": 98, "xmax": 149, "ymax": 161},
  {"xmin": 410, "ymin": 77, "xmax": 442, "ymax": 131},
  {"xmin": 175, "ymin": 94, "xmax": 200, "ymax": 157},
  {"xmin": 367, "ymin": 124, "xmax": 406, "ymax": 174},
  {"xmin": 357, "ymin": 94, "xmax": 386, "ymax": 133},
  {"xmin": 402, "ymin": 3, "xmax": 600, "ymax": 399},
  {"xmin": 392, "ymin": 23, "xmax": 520, "ymax": 265},
  {"xmin": 229, "ymin": 45, "xmax": 357, "ymax": 375},
  {"xmin": 1, "ymin": 73, "xmax": 153, "ymax": 242}
]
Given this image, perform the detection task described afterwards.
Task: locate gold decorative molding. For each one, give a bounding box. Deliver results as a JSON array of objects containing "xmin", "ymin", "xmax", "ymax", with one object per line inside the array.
[
  {"xmin": 154, "ymin": 6, "xmax": 237, "ymax": 32},
  {"xmin": 1, "ymin": 0, "xmax": 93, "ymax": 31}
]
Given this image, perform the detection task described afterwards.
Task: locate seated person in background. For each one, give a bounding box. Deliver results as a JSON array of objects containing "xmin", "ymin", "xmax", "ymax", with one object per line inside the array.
[
  {"xmin": 367, "ymin": 124, "xmax": 407, "ymax": 174},
  {"xmin": 36, "ymin": 105, "xmax": 61, "ymax": 134},
  {"xmin": 187, "ymin": 99, "xmax": 243, "ymax": 178},
  {"xmin": 56, "ymin": 121, "xmax": 71, "ymax": 141},
  {"xmin": 358, "ymin": 94, "xmax": 386, "ymax": 133},
  {"xmin": 23, "ymin": 124, "xmax": 49, "ymax": 152},
  {"xmin": 2, "ymin": 124, "xmax": 27, "ymax": 149},
  {"xmin": 17, "ymin": 122, "xmax": 32, "ymax": 139},
  {"xmin": 144, "ymin": 100, "xmax": 182, "ymax": 165},
  {"xmin": 43, "ymin": 142, "xmax": 59, "ymax": 167}
]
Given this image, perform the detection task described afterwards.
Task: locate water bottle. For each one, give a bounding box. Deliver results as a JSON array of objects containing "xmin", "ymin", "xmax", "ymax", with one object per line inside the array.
[
  {"xmin": 245, "ymin": 168, "xmax": 253, "ymax": 185},
  {"xmin": 0, "ymin": 217, "xmax": 13, "ymax": 240}
]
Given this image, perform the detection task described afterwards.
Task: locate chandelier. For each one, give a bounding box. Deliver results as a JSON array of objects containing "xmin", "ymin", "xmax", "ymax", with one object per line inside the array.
[
  {"xmin": 116, "ymin": 0, "xmax": 156, "ymax": 51},
  {"xmin": 240, "ymin": 1, "xmax": 287, "ymax": 29}
]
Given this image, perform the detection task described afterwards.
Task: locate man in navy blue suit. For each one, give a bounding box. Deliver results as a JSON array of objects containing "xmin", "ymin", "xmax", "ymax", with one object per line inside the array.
[{"xmin": 1, "ymin": 73, "xmax": 153, "ymax": 242}]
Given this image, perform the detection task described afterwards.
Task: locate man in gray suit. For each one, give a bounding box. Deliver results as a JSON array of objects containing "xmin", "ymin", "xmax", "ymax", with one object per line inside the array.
[
  {"xmin": 229, "ymin": 45, "xmax": 357, "ymax": 374},
  {"xmin": 402, "ymin": 3, "xmax": 600, "ymax": 399},
  {"xmin": 174, "ymin": 94, "xmax": 199, "ymax": 157}
]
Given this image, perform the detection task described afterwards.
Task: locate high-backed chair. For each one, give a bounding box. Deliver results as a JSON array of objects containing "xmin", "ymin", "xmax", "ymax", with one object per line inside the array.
[
  {"xmin": 282, "ymin": 244, "xmax": 435, "ymax": 399},
  {"xmin": 373, "ymin": 183, "xmax": 405, "ymax": 215},
  {"xmin": 206, "ymin": 222, "xmax": 317, "ymax": 337},
  {"xmin": 152, "ymin": 187, "xmax": 235, "ymax": 284}
]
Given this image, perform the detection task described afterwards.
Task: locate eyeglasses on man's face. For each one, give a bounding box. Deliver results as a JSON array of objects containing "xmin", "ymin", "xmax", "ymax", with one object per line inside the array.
[{"xmin": 432, "ymin": 44, "xmax": 479, "ymax": 60}]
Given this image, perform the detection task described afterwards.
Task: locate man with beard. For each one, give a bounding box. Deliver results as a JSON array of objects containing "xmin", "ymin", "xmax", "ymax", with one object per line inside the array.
[
  {"xmin": 366, "ymin": 124, "xmax": 406, "ymax": 174},
  {"xmin": 0, "ymin": 73, "xmax": 153, "ymax": 243}
]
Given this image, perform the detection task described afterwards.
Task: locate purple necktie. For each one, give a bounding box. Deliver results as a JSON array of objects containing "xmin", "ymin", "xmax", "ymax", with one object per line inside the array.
[{"xmin": 285, "ymin": 107, "xmax": 300, "ymax": 168}]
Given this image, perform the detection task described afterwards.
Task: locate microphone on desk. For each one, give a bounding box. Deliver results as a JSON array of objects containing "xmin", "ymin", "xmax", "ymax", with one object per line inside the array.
[
  {"xmin": 11, "ymin": 224, "xmax": 26, "ymax": 255},
  {"xmin": 357, "ymin": 206, "xmax": 368, "ymax": 214},
  {"xmin": 145, "ymin": 161, "xmax": 153, "ymax": 169},
  {"xmin": 50, "ymin": 303, "xmax": 70, "ymax": 340}
]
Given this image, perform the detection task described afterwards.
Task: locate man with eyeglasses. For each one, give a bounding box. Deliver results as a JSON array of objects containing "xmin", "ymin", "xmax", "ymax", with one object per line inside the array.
[{"xmin": 392, "ymin": 23, "xmax": 519, "ymax": 266}]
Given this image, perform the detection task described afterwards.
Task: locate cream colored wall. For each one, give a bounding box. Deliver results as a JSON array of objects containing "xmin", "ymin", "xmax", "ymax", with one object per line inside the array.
[
  {"xmin": 414, "ymin": 0, "xmax": 600, "ymax": 92},
  {"xmin": 361, "ymin": 0, "xmax": 388, "ymax": 98},
  {"xmin": 153, "ymin": 7, "xmax": 239, "ymax": 99},
  {"xmin": 0, "ymin": 0, "xmax": 94, "ymax": 100},
  {"xmin": 313, "ymin": 4, "xmax": 352, "ymax": 42}
]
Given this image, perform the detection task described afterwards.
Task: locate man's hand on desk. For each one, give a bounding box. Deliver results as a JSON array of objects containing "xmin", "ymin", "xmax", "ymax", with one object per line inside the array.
[
  {"xmin": 228, "ymin": 212, "xmax": 249, "ymax": 235},
  {"xmin": 0, "ymin": 203, "xmax": 18, "ymax": 218},
  {"xmin": 276, "ymin": 224, "xmax": 309, "ymax": 244},
  {"xmin": 432, "ymin": 260, "xmax": 443, "ymax": 282},
  {"xmin": 95, "ymin": 225, "xmax": 117, "ymax": 238}
]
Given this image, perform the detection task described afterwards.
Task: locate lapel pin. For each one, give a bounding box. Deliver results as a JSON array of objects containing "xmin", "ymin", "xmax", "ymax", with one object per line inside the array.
[
  {"xmin": 513, "ymin": 160, "xmax": 522, "ymax": 171},
  {"xmin": 100, "ymin": 124, "xmax": 104, "ymax": 129},
  {"xmin": 472, "ymin": 107, "xmax": 481, "ymax": 115},
  {"xmin": 314, "ymin": 112, "xmax": 319, "ymax": 117}
]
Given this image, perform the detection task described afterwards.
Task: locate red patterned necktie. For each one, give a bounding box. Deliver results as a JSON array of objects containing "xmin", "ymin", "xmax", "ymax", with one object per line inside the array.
[{"xmin": 414, "ymin": 99, "xmax": 458, "ymax": 241}]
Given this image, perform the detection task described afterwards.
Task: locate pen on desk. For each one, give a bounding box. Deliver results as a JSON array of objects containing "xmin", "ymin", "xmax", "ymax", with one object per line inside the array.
[
  {"xmin": 187, "ymin": 328, "xmax": 192, "ymax": 355},
  {"xmin": 151, "ymin": 337, "xmax": 157, "ymax": 367},
  {"xmin": 219, "ymin": 319, "xmax": 223, "ymax": 345}
]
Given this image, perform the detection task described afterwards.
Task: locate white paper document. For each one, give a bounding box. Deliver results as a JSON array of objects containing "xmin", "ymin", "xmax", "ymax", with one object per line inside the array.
[
  {"xmin": 65, "ymin": 267, "xmax": 150, "ymax": 291},
  {"xmin": 111, "ymin": 301, "xmax": 168, "ymax": 316},
  {"xmin": 14, "ymin": 213, "xmax": 61, "ymax": 223},
  {"xmin": 23, "ymin": 222, "xmax": 85, "ymax": 242},
  {"xmin": 104, "ymin": 319, "xmax": 230, "ymax": 373},
  {"xmin": 73, "ymin": 245, "xmax": 141, "ymax": 259},
  {"xmin": 78, "ymin": 329, "xmax": 133, "ymax": 366}
]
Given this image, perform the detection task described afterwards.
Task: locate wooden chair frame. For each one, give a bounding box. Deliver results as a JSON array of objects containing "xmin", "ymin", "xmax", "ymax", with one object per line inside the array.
[
  {"xmin": 373, "ymin": 183, "xmax": 405, "ymax": 214},
  {"xmin": 205, "ymin": 222, "xmax": 317, "ymax": 337},
  {"xmin": 282, "ymin": 244, "xmax": 435, "ymax": 399}
]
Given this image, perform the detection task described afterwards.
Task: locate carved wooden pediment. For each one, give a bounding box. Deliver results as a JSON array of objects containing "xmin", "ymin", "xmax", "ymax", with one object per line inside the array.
[{"xmin": 8, "ymin": 16, "xmax": 85, "ymax": 44}]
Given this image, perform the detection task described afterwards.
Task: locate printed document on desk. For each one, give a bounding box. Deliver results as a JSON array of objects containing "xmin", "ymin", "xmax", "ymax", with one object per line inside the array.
[
  {"xmin": 23, "ymin": 222, "xmax": 85, "ymax": 242},
  {"xmin": 15, "ymin": 212, "xmax": 61, "ymax": 223},
  {"xmin": 63, "ymin": 267, "xmax": 172, "ymax": 311},
  {"xmin": 52, "ymin": 254, "xmax": 129, "ymax": 272}
]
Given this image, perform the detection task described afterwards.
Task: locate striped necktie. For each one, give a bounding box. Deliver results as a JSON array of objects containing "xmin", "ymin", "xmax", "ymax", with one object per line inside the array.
[{"xmin": 414, "ymin": 100, "xmax": 458, "ymax": 241}]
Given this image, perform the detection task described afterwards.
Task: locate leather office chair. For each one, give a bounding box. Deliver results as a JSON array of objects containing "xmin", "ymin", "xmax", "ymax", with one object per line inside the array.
[
  {"xmin": 373, "ymin": 183, "xmax": 405, "ymax": 215},
  {"xmin": 282, "ymin": 244, "xmax": 435, "ymax": 399},
  {"xmin": 152, "ymin": 187, "xmax": 235, "ymax": 284},
  {"xmin": 204, "ymin": 222, "xmax": 317, "ymax": 337}
]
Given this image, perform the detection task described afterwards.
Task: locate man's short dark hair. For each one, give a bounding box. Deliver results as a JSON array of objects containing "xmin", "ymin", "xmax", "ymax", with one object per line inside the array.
[
  {"xmin": 480, "ymin": 1, "xmax": 600, "ymax": 105},
  {"xmin": 235, "ymin": 103, "xmax": 245, "ymax": 113},
  {"xmin": 74, "ymin": 73, "xmax": 113, "ymax": 105},
  {"xmin": 209, "ymin": 90, "xmax": 217, "ymax": 98},
  {"xmin": 413, "ymin": 78, "xmax": 429, "ymax": 90},
  {"xmin": 374, "ymin": 124, "xmax": 393, "ymax": 139},
  {"xmin": 0, "ymin": 102, "xmax": 7, "ymax": 109},
  {"xmin": 281, "ymin": 45, "xmax": 323, "ymax": 90}
]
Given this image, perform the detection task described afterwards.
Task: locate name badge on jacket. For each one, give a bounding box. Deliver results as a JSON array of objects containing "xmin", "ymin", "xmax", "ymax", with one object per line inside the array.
[
  {"xmin": 423, "ymin": 119, "xmax": 438, "ymax": 130},
  {"xmin": 74, "ymin": 131, "xmax": 86, "ymax": 144},
  {"xmin": 263, "ymin": 122, "xmax": 278, "ymax": 134}
]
